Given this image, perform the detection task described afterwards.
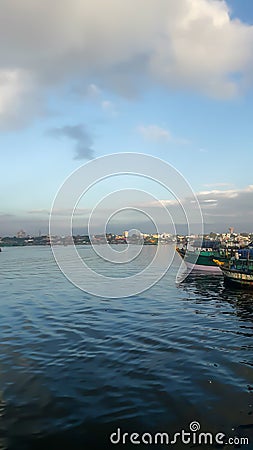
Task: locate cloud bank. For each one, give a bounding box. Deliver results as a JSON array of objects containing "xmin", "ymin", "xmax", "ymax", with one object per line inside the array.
[
  {"xmin": 2, "ymin": 184, "xmax": 253, "ymax": 235},
  {"xmin": 196, "ymin": 185, "xmax": 253, "ymax": 220},
  {"xmin": 0, "ymin": 0, "xmax": 253, "ymax": 128},
  {"xmin": 161, "ymin": 185, "xmax": 253, "ymax": 225}
]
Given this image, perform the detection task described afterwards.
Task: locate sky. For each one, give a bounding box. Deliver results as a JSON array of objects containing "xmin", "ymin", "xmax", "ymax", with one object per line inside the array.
[{"xmin": 1, "ymin": 0, "xmax": 253, "ymax": 235}]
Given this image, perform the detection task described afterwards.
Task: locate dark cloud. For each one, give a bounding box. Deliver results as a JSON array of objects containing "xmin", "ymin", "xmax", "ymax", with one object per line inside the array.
[{"xmin": 48, "ymin": 124, "xmax": 94, "ymax": 160}]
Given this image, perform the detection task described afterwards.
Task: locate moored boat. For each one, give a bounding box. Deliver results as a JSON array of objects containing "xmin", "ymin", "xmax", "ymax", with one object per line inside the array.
[
  {"xmin": 176, "ymin": 247, "xmax": 222, "ymax": 272},
  {"xmin": 177, "ymin": 241, "xmax": 253, "ymax": 273},
  {"xmin": 214, "ymin": 258, "xmax": 253, "ymax": 288}
]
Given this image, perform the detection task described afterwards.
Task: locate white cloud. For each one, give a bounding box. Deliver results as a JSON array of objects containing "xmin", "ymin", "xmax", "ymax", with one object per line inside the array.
[
  {"xmin": 0, "ymin": 70, "xmax": 20, "ymax": 115},
  {"xmin": 195, "ymin": 185, "xmax": 253, "ymax": 220},
  {"xmin": 28, "ymin": 208, "xmax": 90, "ymax": 216},
  {"xmin": 203, "ymin": 182, "xmax": 233, "ymax": 188},
  {"xmin": 0, "ymin": 69, "xmax": 43, "ymax": 129},
  {"xmin": 87, "ymin": 83, "xmax": 101, "ymax": 98},
  {"xmin": 149, "ymin": 0, "xmax": 253, "ymax": 98},
  {"xmin": 144, "ymin": 185, "xmax": 253, "ymax": 225},
  {"xmin": 0, "ymin": 0, "xmax": 253, "ymax": 127},
  {"xmin": 197, "ymin": 188, "xmax": 239, "ymax": 198},
  {"xmin": 27, "ymin": 209, "xmax": 50, "ymax": 215},
  {"xmin": 101, "ymin": 100, "xmax": 118, "ymax": 116},
  {"xmin": 138, "ymin": 124, "xmax": 189, "ymax": 144},
  {"xmin": 138, "ymin": 125, "xmax": 172, "ymax": 141}
]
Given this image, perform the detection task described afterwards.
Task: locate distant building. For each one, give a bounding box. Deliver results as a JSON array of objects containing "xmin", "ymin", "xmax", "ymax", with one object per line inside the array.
[{"xmin": 16, "ymin": 230, "xmax": 26, "ymax": 239}]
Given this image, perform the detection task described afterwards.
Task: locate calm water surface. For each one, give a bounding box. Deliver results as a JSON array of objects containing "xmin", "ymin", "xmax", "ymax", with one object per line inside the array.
[{"xmin": 0, "ymin": 246, "xmax": 252, "ymax": 449}]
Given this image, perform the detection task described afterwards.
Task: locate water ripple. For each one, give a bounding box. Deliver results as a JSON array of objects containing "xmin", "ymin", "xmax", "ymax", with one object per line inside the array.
[{"xmin": 0, "ymin": 247, "xmax": 252, "ymax": 449}]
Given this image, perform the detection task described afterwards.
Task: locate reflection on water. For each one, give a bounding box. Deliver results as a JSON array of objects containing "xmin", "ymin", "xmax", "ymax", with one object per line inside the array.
[
  {"xmin": 0, "ymin": 247, "xmax": 252, "ymax": 449},
  {"xmin": 181, "ymin": 271, "xmax": 253, "ymax": 322}
]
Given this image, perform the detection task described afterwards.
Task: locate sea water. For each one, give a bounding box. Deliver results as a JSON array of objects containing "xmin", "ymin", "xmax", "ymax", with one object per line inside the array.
[{"xmin": 0, "ymin": 246, "xmax": 252, "ymax": 449}]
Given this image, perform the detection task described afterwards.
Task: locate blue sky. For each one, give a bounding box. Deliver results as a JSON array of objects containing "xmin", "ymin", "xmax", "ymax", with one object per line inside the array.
[{"xmin": 1, "ymin": 0, "xmax": 253, "ymax": 234}]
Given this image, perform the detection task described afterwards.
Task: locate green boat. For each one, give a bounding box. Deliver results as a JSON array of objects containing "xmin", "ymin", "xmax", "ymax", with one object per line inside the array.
[
  {"xmin": 214, "ymin": 258, "xmax": 253, "ymax": 288},
  {"xmin": 176, "ymin": 247, "xmax": 222, "ymax": 272}
]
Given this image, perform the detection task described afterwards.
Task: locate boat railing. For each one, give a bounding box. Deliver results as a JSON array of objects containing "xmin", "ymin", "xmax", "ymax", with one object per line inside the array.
[{"xmin": 228, "ymin": 258, "xmax": 253, "ymax": 271}]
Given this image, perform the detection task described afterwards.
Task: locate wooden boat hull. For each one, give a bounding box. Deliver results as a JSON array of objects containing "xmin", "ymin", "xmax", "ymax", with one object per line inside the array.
[{"xmin": 221, "ymin": 267, "xmax": 253, "ymax": 288}]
